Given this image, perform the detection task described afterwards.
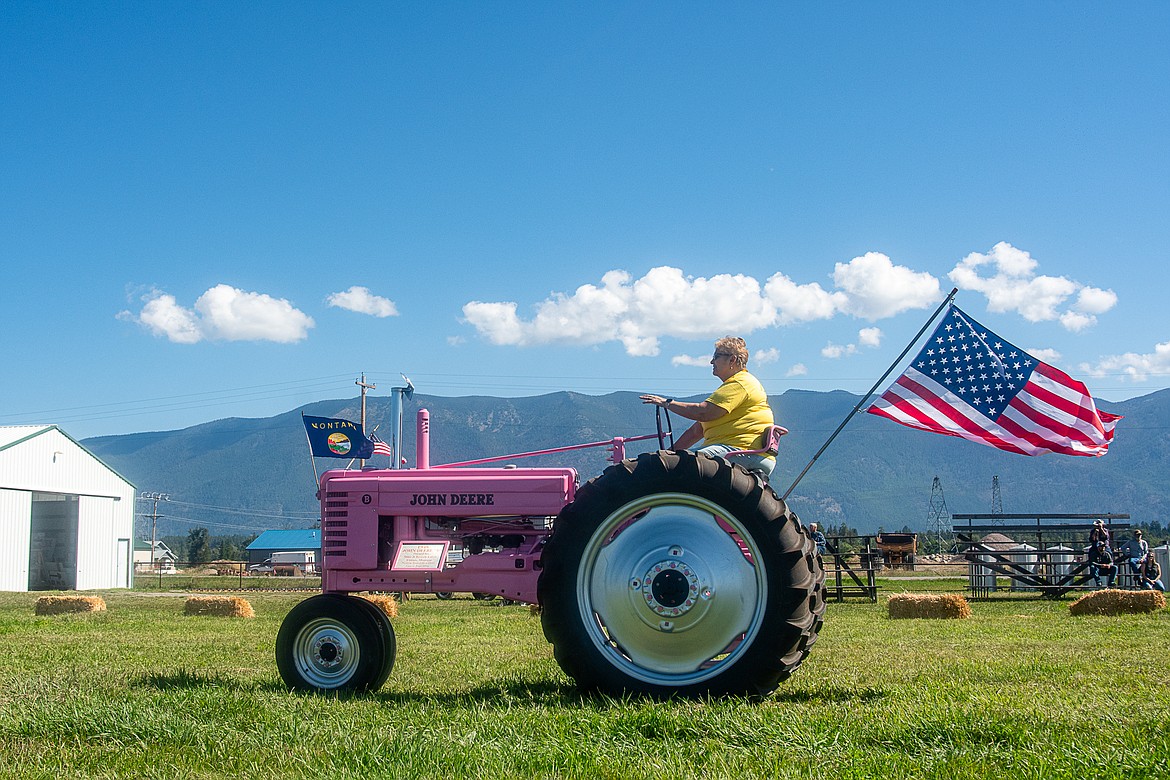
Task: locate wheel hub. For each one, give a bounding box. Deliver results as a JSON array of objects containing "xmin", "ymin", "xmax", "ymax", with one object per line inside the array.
[
  {"xmin": 315, "ymin": 638, "xmax": 341, "ymax": 665},
  {"xmin": 640, "ymin": 558, "xmax": 702, "ymax": 617}
]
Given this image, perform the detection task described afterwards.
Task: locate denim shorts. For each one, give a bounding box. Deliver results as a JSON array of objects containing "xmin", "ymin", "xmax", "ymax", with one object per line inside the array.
[{"xmin": 696, "ymin": 443, "xmax": 776, "ymax": 477}]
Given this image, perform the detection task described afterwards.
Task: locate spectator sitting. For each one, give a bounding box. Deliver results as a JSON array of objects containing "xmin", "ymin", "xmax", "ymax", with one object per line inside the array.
[
  {"xmin": 1140, "ymin": 552, "xmax": 1165, "ymax": 592},
  {"xmin": 1088, "ymin": 541, "xmax": 1116, "ymax": 589},
  {"xmin": 1124, "ymin": 530, "xmax": 1150, "ymax": 577}
]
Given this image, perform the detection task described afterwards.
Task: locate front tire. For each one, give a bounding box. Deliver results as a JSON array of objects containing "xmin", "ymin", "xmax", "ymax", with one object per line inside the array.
[
  {"xmin": 538, "ymin": 450, "xmax": 824, "ymax": 699},
  {"xmin": 276, "ymin": 594, "xmax": 392, "ymax": 694}
]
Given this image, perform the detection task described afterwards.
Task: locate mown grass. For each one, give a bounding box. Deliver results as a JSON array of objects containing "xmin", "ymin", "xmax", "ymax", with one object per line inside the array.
[{"xmin": 1, "ymin": 583, "xmax": 1167, "ymax": 779}]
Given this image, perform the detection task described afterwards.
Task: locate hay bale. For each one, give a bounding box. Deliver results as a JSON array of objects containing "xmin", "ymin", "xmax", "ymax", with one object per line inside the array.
[
  {"xmin": 888, "ymin": 593, "xmax": 971, "ymax": 620},
  {"xmin": 1070, "ymin": 588, "xmax": 1166, "ymax": 616},
  {"xmin": 183, "ymin": 595, "xmax": 255, "ymax": 618},
  {"xmin": 358, "ymin": 593, "xmax": 400, "ymax": 618},
  {"xmin": 34, "ymin": 595, "xmax": 107, "ymax": 615},
  {"xmin": 211, "ymin": 560, "xmax": 242, "ymax": 576}
]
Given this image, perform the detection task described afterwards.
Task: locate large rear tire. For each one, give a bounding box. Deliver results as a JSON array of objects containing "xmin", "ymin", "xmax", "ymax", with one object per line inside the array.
[
  {"xmin": 276, "ymin": 594, "xmax": 394, "ymax": 694},
  {"xmin": 538, "ymin": 450, "xmax": 824, "ymax": 699}
]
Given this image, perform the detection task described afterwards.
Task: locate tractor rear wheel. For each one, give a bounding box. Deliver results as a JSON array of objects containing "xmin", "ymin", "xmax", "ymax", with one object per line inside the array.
[
  {"xmin": 538, "ymin": 449, "xmax": 824, "ymax": 699},
  {"xmin": 276, "ymin": 594, "xmax": 394, "ymax": 694}
]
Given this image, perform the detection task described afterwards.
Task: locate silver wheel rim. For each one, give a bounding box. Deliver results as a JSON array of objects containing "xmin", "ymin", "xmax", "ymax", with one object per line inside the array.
[
  {"xmin": 292, "ymin": 616, "xmax": 363, "ymax": 689},
  {"xmin": 577, "ymin": 491, "xmax": 767, "ymax": 686}
]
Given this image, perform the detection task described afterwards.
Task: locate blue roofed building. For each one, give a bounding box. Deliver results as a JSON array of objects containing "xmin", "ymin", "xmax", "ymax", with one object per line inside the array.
[{"xmin": 245, "ymin": 529, "xmax": 321, "ymax": 567}]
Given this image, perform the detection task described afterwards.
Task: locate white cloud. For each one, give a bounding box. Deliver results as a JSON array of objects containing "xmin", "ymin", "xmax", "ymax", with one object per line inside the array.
[
  {"xmin": 821, "ymin": 342, "xmax": 857, "ymax": 359},
  {"xmin": 134, "ymin": 293, "xmax": 202, "ymax": 344},
  {"xmin": 832, "ymin": 253, "xmax": 940, "ymax": 320},
  {"xmin": 1073, "ymin": 286, "xmax": 1118, "ymax": 315},
  {"xmin": 326, "ymin": 286, "xmax": 399, "ymax": 317},
  {"xmin": 1081, "ymin": 341, "xmax": 1170, "ymax": 382},
  {"xmin": 126, "ymin": 285, "xmax": 314, "ymax": 343},
  {"xmin": 948, "ymin": 242, "xmax": 1116, "ymax": 330},
  {"xmin": 763, "ymin": 274, "xmax": 843, "ymax": 324},
  {"xmin": 671, "ymin": 354, "xmax": 711, "ymax": 367},
  {"xmin": 753, "ymin": 347, "xmax": 780, "ymax": 364},
  {"xmin": 464, "ymin": 261, "xmax": 936, "ymax": 356},
  {"xmin": 822, "ymin": 328, "xmax": 883, "ymax": 359},
  {"xmin": 786, "ymin": 363, "xmax": 808, "ymax": 377},
  {"xmin": 858, "ymin": 327, "xmax": 882, "ymax": 348},
  {"xmin": 1028, "ymin": 347, "xmax": 1062, "ymax": 364}
]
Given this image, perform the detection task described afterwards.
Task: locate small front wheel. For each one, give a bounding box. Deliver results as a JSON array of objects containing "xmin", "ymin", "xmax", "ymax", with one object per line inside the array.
[{"xmin": 276, "ymin": 594, "xmax": 392, "ymax": 693}]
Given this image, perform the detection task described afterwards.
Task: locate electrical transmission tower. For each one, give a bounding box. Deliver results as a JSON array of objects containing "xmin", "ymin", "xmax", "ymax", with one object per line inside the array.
[
  {"xmin": 991, "ymin": 475, "xmax": 1003, "ymax": 521},
  {"xmin": 926, "ymin": 476, "xmax": 952, "ymax": 554}
]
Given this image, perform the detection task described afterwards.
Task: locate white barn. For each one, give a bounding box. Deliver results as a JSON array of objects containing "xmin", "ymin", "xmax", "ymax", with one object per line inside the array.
[{"xmin": 0, "ymin": 425, "xmax": 136, "ymax": 591}]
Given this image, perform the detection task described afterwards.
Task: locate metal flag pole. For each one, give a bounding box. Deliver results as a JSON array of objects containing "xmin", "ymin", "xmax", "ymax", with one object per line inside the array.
[
  {"xmin": 301, "ymin": 412, "xmax": 319, "ymax": 488},
  {"xmin": 780, "ymin": 286, "xmax": 959, "ymax": 501}
]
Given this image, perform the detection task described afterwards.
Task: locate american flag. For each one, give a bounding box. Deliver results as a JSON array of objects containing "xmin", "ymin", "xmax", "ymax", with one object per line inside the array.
[
  {"xmin": 867, "ymin": 305, "xmax": 1120, "ymax": 457},
  {"xmin": 370, "ymin": 434, "xmax": 393, "ymax": 457}
]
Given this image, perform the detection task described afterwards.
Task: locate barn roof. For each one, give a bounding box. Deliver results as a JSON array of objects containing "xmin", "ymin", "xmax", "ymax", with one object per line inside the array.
[
  {"xmin": 247, "ymin": 529, "xmax": 321, "ymax": 551},
  {"xmin": 0, "ymin": 425, "xmax": 55, "ymax": 451}
]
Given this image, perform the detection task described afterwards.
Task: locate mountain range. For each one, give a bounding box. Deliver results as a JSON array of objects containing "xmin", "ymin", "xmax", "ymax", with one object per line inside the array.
[{"xmin": 81, "ymin": 388, "xmax": 1170, "ymax": 538}]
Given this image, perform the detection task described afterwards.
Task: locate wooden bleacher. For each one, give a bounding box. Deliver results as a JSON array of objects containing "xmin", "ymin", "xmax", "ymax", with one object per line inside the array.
[{"xmin": 953, "ymin": 513, "xmax": 1130, "ymax": 599}]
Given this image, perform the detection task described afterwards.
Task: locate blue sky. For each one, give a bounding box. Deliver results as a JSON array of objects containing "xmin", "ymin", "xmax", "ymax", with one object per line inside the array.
[{"xmin": 2, "ymin": 2, "xmax": 1167, "ymax": 440}]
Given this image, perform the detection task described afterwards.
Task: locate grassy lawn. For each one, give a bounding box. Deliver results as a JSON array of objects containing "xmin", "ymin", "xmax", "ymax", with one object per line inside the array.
[{"xmin": 1, "ymin": 582, "xmax": 1167, "ymax": 779}]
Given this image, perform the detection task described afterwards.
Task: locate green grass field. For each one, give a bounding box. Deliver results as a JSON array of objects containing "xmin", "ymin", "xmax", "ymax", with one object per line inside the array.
[{"xmin": 1, "ymin": 582, "xmax": 1167, "ymax": 779}]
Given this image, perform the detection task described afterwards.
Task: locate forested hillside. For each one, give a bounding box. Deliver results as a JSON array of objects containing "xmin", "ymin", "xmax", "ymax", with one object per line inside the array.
[{"xmin": 82, "ymin": 388, "xmax": 1170, "ymax": 538}]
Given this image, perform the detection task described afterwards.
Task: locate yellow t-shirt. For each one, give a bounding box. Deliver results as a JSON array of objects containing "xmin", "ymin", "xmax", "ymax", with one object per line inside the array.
[{"xmin": 701, "ymin": 370, "xmax": 774, "ymax": 449}]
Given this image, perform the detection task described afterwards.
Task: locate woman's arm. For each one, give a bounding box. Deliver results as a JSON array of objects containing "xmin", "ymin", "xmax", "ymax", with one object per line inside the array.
[
  {"xmin": 640, "ymin": 395, "xmax": 728, "ymax": 423},
  {"xmin": 672, "ymin": 421, "xmax": 705, "ymax": 450}
]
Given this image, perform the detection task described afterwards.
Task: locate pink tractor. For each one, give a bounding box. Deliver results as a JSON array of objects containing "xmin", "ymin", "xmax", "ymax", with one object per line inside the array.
[{"xmin": 277, "ymin": 386, "xmax": 825, "ymax": 699}]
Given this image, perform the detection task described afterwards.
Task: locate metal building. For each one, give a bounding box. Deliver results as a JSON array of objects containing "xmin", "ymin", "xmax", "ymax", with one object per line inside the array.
[
  {"xmin": 0, "ymin": 425, "xmax": 136, "ymax": 591},
  {"xmin": 246, "ymin": 529, "xmax": 321, "ymax": 567}
]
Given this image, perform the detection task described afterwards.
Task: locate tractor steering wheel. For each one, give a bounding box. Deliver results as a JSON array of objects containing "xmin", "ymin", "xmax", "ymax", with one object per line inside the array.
[{"xmin": 655, "ymin": 404, "xmax": 675, "ymax": 450}]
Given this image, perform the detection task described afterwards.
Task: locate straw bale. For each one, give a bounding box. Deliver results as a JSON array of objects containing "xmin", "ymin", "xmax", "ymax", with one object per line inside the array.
[
  {"xmin": 34, "ymin": 595, "xmax": 107, "ymax": 615},
  {"xmin": 888, "ymin": 593, "xmax": 972, "ymax": 620},
  {"xmin": 1069, "ymin": 588, "xmax": 1166, "ymax": 616},
  {"xmin": 183, "ymin": 595, "xmax": 255, "ymax": 618},
  {"xmin": 358, "ymin": 594, "xmax": 400, "ymax": 618}
]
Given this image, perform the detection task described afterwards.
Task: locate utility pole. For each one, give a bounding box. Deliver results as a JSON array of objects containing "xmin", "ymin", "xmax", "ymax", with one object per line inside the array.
[
  {"xmin": 356, "ymin": 372, "xmax": 376, "ymax": 467},
  {"xmin": 140, "ymin": 492, "xmax": 170, "ymax": 571}
]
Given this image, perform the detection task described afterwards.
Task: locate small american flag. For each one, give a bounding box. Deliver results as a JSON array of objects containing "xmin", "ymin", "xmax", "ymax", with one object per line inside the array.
[
  {"xmin": 867, "ymin": 305, "xmax": 1120, "ymax": 457},
  {"xmin": 370, "ymin": 434, "xmax": 393, "ymax": 457}
]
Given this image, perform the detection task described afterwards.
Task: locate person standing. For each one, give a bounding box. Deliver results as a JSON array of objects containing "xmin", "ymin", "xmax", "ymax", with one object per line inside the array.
[
  {"xmin": 641, "ymin": 336, "xmax": 776, "ymax": 476},
  {"xmin": 809, "ymin": 522, "xmax": 827, "ymax": 557},
  {"xmin": 1089, "ymin": 519, "xmax": 1111, "ymax": 551}
]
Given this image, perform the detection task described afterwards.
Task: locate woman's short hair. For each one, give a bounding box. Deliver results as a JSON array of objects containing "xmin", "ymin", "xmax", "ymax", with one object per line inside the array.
[{"xmin": 714, "ymin": 336, "xmax": 749, "ymax": 367}]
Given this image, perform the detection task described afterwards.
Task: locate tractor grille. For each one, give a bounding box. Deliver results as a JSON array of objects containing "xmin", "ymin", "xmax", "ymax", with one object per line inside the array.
[{"xmin": 322, "ymin": 491, "xmax": 349, "ymax": 557}]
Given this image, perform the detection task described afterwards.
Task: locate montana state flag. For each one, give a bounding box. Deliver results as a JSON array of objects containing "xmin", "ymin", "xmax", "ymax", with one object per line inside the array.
[{"xmin": 302, "ymin": 414, "xmax": 375, "ymax": 459}]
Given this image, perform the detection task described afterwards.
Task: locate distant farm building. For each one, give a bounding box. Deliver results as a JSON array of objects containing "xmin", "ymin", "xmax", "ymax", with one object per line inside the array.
[
  {"xmin": 133, "ymin": 539, "xmax": 178, "ymax": 573},
  {"xmin": 246, "ymin": 528, "xmax": 321, "ymax": 567},
  {"xmin": 0, "ymin": 425, "xmax": 135, "ymax": 591}
]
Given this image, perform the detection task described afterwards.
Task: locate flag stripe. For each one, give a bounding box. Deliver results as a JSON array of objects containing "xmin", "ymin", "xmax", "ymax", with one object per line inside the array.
[{"xmin": 871, "ymin": 371, "xmax": 1033, "ymax": 455}]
